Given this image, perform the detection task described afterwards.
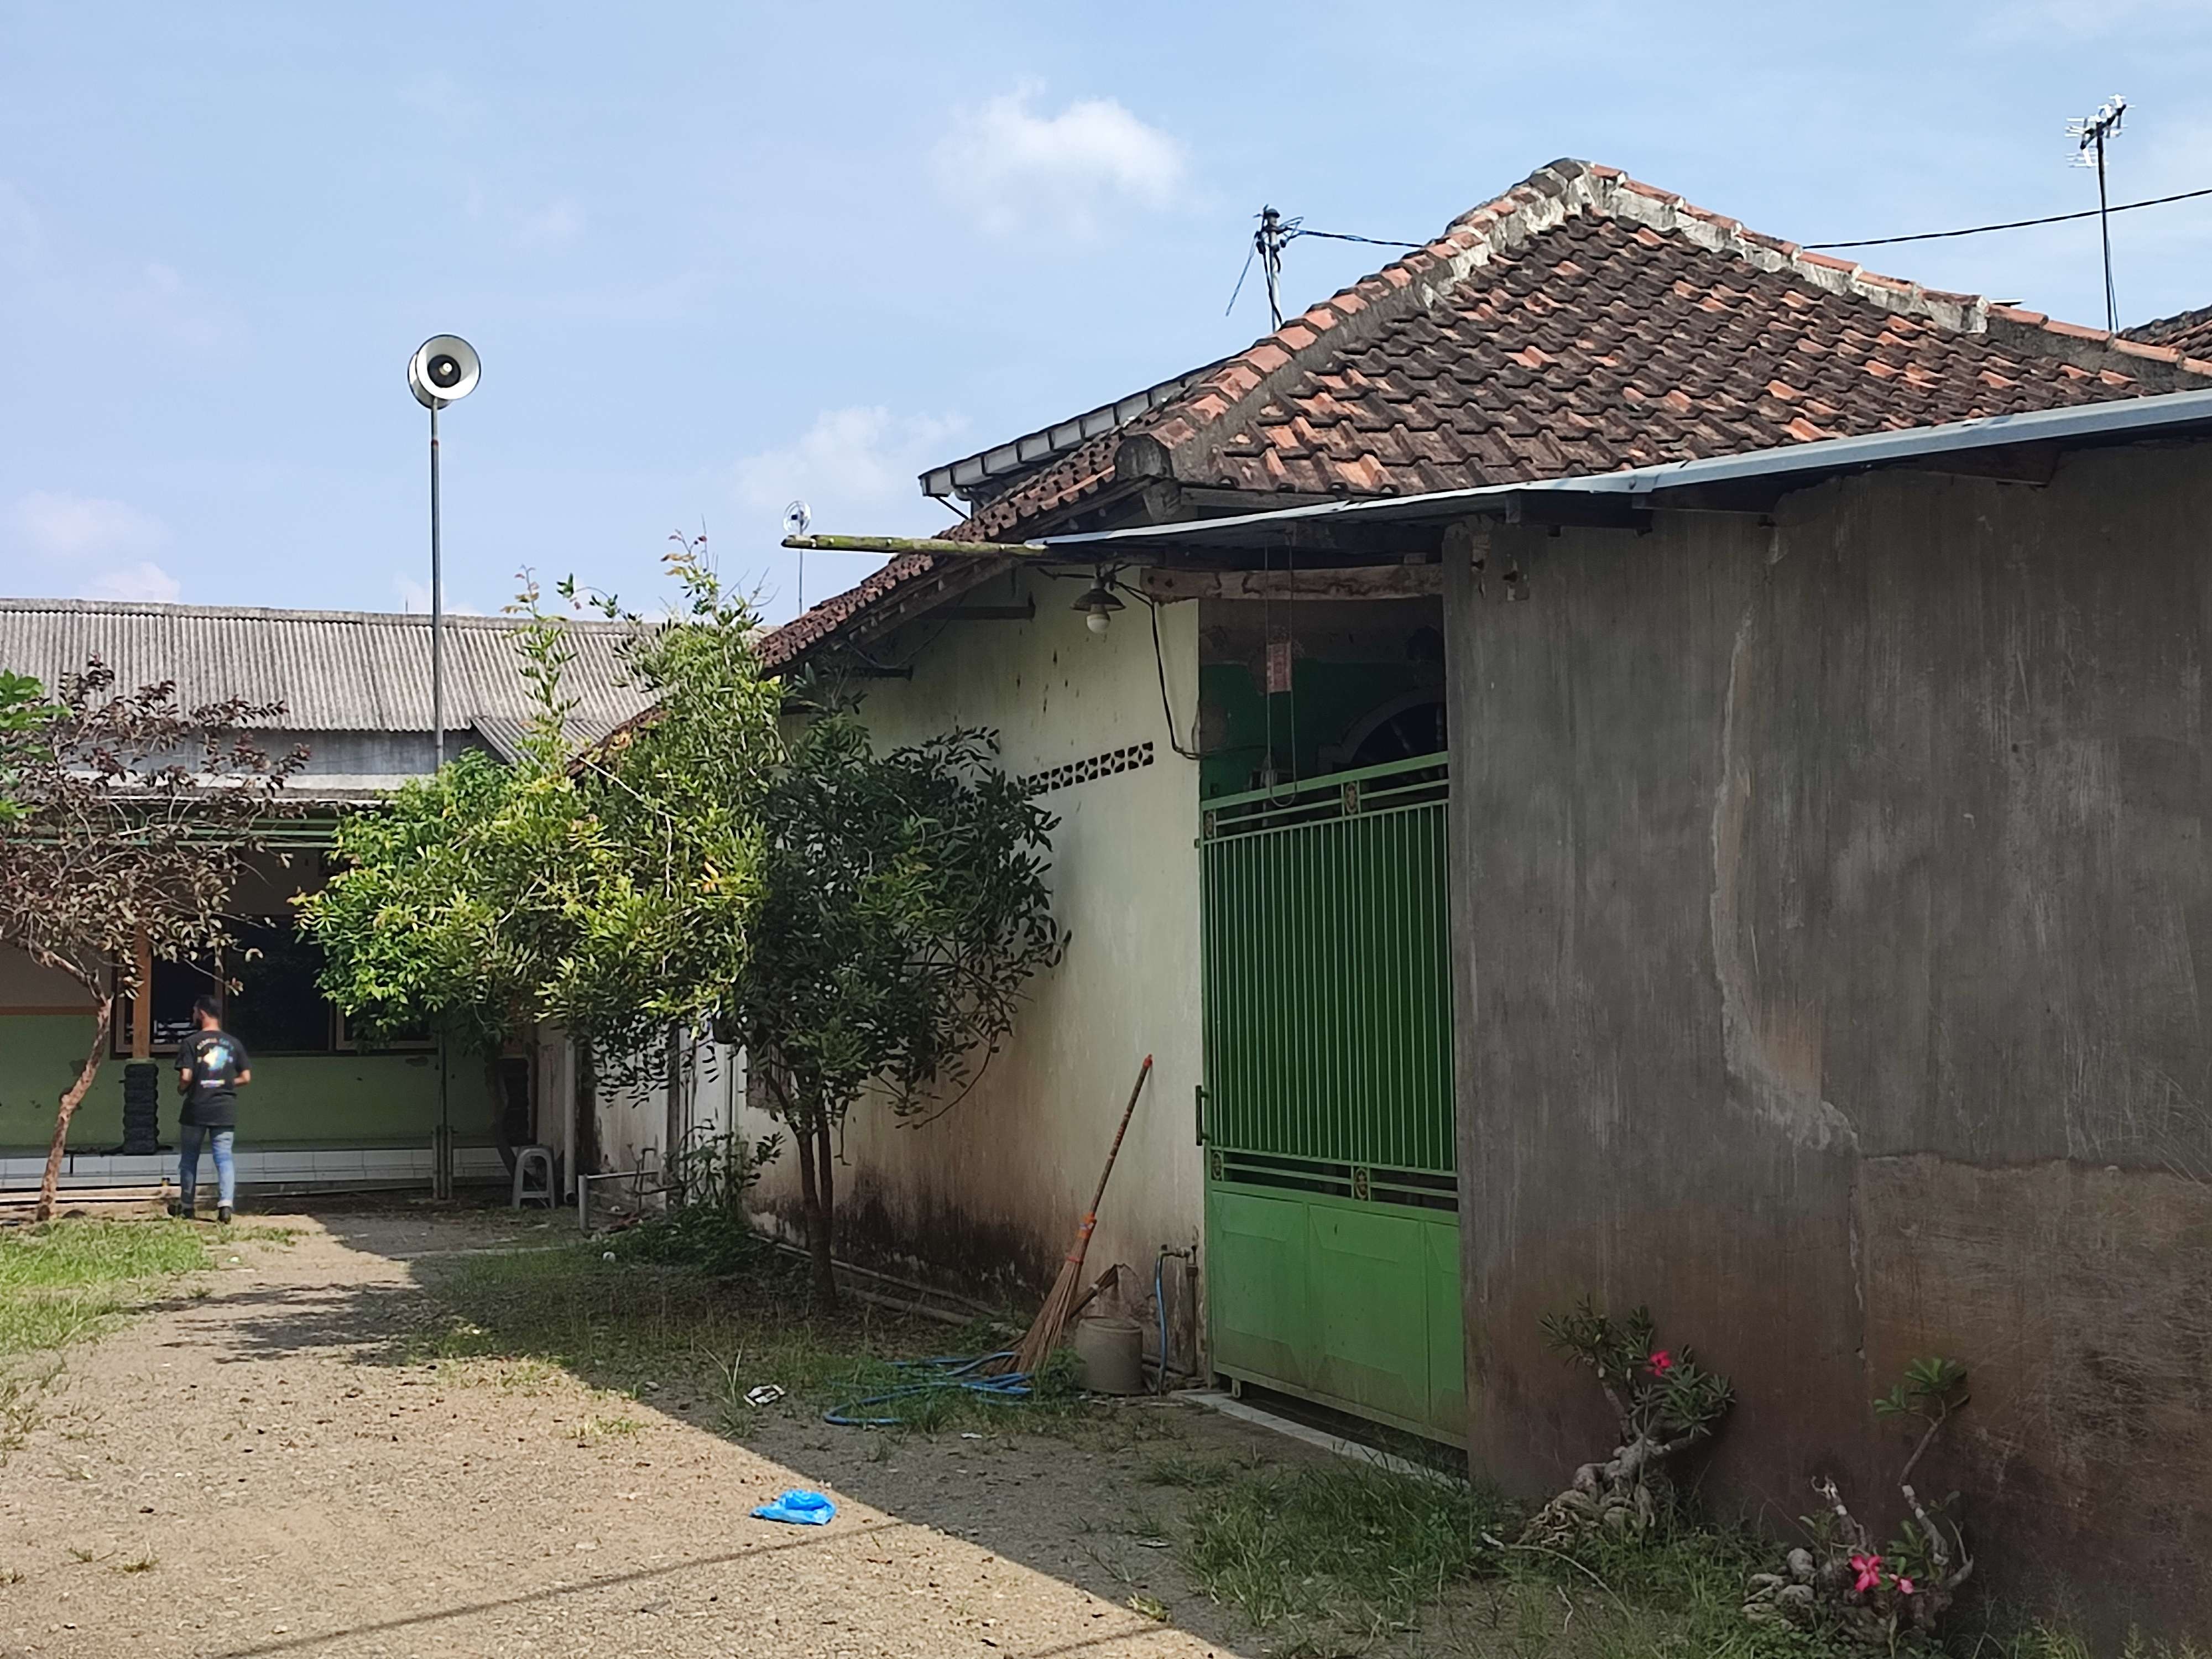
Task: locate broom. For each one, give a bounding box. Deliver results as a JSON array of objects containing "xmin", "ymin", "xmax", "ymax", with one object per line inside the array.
[{"xmin": 1004, "ymin": 1054, "xmax": 1154, "ymax": 1378}]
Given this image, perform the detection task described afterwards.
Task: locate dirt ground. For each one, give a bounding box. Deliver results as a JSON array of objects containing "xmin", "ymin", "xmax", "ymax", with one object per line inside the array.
[{"xmin": 0, "ymin": 1206, "xmax": 1333, "ymax": 1659}]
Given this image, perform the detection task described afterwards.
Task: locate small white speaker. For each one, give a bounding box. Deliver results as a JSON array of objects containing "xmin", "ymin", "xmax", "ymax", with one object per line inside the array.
[{"xmin": 408, "ymin": 335, "xmax": 481, "ymax": 409}]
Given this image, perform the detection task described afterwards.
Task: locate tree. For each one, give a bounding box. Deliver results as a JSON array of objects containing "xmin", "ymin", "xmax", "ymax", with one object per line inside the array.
[
  {"xmin": 0, "ymin": 661, "xmax": 301, "ymax": 1219},
  {"xmin": 301, "ymin": 550, "xmax": 781, "ymax": 1155},
  {"xmin": 736, "ymin": 701, "xmax": 1061, "ymax": 1303},
  {"xmin": 299, "ymin": 599, "xmax": 619, "ymax": 1079},
  {"xmin": 562, "ymin": 542, "xmax": 781, "ymax": 1065},
  {"xmin": 0, "ymin": 671, "xmax": 44, "ymax": 825}
]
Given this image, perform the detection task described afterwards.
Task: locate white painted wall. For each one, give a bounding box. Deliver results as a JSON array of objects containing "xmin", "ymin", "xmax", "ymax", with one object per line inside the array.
[
  {"xmin": 743, "ymin": 564, "xmax": 1206, "ymax": 1314},
  {"xmin": 588, "ymin": 1030, "xmax": 742, "ymax": 1206}
]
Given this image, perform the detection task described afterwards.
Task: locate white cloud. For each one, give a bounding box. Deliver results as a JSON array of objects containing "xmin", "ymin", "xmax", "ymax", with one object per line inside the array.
[
  {"xmin": 10, "ymin": 491, "xmax": 169, "ymax": 561},
  {"xmin": 5, "ymin": 492, "xmax": 181, "ymax": 604},
  {"xmin": 84, "ymin": 561, "xmax": 180, "ymax": 604},
  {"xmin": 932, "ymin": 87, "xmax": 1186, "ymax": 237},
  {"xmin": 732, "ymin": 407, "xmax": 968, "ymax": 530}
]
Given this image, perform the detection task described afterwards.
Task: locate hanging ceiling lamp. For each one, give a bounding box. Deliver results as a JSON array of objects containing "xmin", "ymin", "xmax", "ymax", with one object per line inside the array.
[{"xmin": 1074, "ymin": 570, "xmax": 1125, "ymax": 636}]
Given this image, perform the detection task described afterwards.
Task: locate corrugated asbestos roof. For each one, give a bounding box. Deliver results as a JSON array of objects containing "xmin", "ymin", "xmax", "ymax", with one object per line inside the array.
[{"xmin": 0, "ymin": 599, "xmax": 653, "ymax": 743}]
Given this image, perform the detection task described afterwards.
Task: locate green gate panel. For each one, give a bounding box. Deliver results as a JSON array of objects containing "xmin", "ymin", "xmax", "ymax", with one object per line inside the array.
[
  {"xmin": 1208, "ymin": 1188, "xmax": 1314, "ymax": 1387},
  {"xmin": 1311, "ymin": 1204, "xmax": 1430, "ymax": 1426},
  {"xmin": 1200, "ymin": 754, "xmax": 1465, "ymax": 1446}
]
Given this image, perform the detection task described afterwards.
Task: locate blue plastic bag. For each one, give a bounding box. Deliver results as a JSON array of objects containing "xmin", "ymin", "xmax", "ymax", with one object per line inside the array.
[{"xmin": 751, "ymin": 1488, "xmax": 837, "ymax": 1526}]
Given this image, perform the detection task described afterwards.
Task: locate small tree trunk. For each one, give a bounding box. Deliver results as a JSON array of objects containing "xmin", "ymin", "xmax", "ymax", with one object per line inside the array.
[
  {"xmin": 791, "ymin": 1115, "xmax": 838, "ymax": 1307},
  {"xmin": 813, "ymin": 1123, "xmax": 836, "ymax": 1298},
  {"xmin": 39, "ymin": 996, "xmax": 114, "ymax": 1223}
]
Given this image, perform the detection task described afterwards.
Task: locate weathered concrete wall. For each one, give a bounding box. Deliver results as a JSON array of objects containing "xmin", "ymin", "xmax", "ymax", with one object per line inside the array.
[
  {"xmin": 1448, "ymin": 441, "xmax": 2212, "ymax": 1631},
  {"xmin": 742, "ymin": 565, "xmax": 1206, "ymax": 1317},
  {"xmin": 592, "ymin": 1033, "xmax": 742, "ymax": 1203}
]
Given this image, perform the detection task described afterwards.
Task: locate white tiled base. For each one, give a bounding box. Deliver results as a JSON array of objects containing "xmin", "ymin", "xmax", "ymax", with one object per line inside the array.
[{"xmin": 0, "ymin": 1145, "xmax": 507, "ymax": 1192}]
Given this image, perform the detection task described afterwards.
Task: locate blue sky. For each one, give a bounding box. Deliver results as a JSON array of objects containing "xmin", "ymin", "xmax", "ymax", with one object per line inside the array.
[{"xmin": 4, "ymin": 1, "xmax": 2212, "ymax": 625}]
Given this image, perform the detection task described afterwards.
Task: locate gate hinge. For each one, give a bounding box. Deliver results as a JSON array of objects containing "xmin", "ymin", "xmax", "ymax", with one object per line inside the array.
[{"xmin": 1194, "ymin": 1084, "xmax": 1207, "ymax": 1146}]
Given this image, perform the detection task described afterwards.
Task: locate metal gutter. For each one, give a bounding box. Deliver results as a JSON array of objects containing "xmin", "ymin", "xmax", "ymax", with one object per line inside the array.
[{"xmin": 1042, "ymin": 387, "xmax": 2212, "ymax": 551}]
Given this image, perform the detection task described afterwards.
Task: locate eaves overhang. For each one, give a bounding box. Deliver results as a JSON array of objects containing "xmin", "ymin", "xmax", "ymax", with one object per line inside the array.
[{"xmin": 1041, "ymin": 387, "xmax": 2212, "ymax": 556}]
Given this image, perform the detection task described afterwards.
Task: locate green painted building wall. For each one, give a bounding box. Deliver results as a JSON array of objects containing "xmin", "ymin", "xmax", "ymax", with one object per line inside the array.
[{"xmin": 0, "ymin": 1012, "xmax": 496, "ymax": 1151}]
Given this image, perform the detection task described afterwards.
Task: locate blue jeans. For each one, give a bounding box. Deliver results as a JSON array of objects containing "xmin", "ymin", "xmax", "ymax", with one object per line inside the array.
[{"xmin": 177, "ymin": 1124, "xmax": 235, "ymax": 1212}]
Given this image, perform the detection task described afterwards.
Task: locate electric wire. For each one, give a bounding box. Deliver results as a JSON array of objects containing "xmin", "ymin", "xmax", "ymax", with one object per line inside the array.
[
  {"xmin": 1288, "ymin": 228, "xmax": 1427, "ymax": 249},
  {"xmin": 1804, "ymin": 185, "xmax": 2212, "ymax": 250},
  {"xmin": 1141, "ymin": 589, "xmax": 1202, "ymax": 760},
  {"xmin": 1234, "ymin": 184, "xmax": 2212, "ymax": 272}
]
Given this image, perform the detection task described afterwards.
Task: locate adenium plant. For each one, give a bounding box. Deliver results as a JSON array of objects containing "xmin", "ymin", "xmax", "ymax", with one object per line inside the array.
[
  {"xmin": 1523, "ymin": 1298, "xmax": 1734, "ymax": 1544},
  {"xmin": 1744, "ymin": 1357, "xmax": 1973, "ymax": 1646}
]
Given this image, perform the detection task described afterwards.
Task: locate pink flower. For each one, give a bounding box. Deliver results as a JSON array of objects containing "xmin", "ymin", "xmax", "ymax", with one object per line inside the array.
[
  {"xmin": 1647, "ymin": 1350, "xmax": 1674, "ymax": 1376},
  {"xmin": 1893, "ymin": 1575, "xmax": 1915, "ymax": 1596},
  {"xmin": 1850, "ymin": 1553, "xmax": 1884, "ymax": 1594}
]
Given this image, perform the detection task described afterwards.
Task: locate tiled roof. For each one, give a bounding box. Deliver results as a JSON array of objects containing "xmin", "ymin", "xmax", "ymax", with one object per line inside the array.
[
  {"xmin": 2124, "ymin": 303, "xmax": 2212, "ymax": 359},
  {"xmin": 763, "ymin": 158, "xmax": 2212, "ymax": 669}
]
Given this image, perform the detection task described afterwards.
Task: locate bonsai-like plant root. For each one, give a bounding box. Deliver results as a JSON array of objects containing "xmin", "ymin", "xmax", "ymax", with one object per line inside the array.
[
  {"xmin": 1522, "ymin": 1299, "xmax": 1733, "ymax": 1548},
  {"xmin": 1744, "ymin": 1358, "xmax": 1973, "ymax": 1647}
]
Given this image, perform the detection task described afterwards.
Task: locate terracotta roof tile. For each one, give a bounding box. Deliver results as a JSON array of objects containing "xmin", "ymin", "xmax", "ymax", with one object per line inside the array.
[
  {"xmin": 2124, "ymin": 303, "xmax": 2212, "ymax": 358},
  {"xmin": 766, "ymin": 159, "xmax": 2212, "ymax": 668}
]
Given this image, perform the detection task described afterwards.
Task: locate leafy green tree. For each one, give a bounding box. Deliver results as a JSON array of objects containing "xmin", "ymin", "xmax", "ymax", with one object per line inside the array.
[
  {"xmin": 301, "ymin": 550, "xmax": 781, "ymax": 1159},
  {"xmin": 737, "ymin": 702, "xmax": 1061, "ymax": 1304},
  {"xmin": 0, "ymin": 671, "xmax": 46, "ymax": 826},
  {"xmin": 0, "ymin": 662, "xmax": 301, "ymax": 1218},
  {"xmin": 564, "ymin": 542, "xmax": 781, "ymax": 1063}
]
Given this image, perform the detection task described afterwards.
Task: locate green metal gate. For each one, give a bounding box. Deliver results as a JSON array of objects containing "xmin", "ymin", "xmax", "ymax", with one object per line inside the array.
[{"xmin": 1200, "ymin": 753, "xmax": 1463, "ymax": 1444}]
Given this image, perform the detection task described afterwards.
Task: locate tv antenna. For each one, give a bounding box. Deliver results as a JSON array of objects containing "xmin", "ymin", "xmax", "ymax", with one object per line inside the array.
[
  {"xmin": 1255, "ymin": 206, "xmax": 1297, "ymax": 331},
  {"xmin": 1227, "ymin": 206, "xmax": 1302, "ymax": 330},
  {"xmin": 2068, "ymin": 95, "xmax": 2127, "ymax": 332}
]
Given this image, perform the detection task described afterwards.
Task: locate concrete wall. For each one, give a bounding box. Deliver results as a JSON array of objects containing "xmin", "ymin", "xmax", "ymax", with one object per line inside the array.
[
  {"xmin": 1447, "ymin": 441, "xmax": 2212, "ymax": 1630},
  {"xmin": 743, "ymin": 564, "xmax": 1206, "ymax": 1307}
]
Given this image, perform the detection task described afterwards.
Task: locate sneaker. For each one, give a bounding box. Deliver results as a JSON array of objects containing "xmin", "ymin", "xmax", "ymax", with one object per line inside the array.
[
  {"xmin": 216, "ymin": 1205, "xmax": 233, "ymax": 1225},
  {"xmin": 173, "ymin": 1204, "xmax": 194, "ymax": 1221}
]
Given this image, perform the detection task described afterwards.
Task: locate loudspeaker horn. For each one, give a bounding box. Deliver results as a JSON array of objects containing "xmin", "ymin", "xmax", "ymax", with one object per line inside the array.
[{"xmin": 408, "ymin": 335, "xmax": 481, "ymax": 409}]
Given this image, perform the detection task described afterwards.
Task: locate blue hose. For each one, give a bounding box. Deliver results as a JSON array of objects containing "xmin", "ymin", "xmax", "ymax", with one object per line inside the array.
[{"xmin": 823, "ymin": 1352, "xmax": 1034, "ymax": 1427}]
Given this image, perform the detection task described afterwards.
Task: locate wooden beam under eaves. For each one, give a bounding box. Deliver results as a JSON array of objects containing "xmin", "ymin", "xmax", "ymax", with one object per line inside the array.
[
  {"xmin": 1139, "ymin": 564, "xmax": 1444, "ymax": 603},
  {"xmin": 781, "ymin": 534, "xmax": 1048, "ymax": 557}
]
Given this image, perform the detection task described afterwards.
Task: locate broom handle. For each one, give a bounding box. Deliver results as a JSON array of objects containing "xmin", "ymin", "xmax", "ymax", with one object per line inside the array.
[{"xmin": 1071, "ymin": 1055, "xmax": 1152, "ymax": 1251}]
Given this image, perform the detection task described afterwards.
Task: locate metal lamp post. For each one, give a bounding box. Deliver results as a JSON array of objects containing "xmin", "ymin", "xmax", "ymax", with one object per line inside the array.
[
  {"xmin": 406, "ymin": 335, "xmax": 480, "ymax": 1198},
  {"xmin": 406, "ymin": 335, "xmax": 481, "ymax": 769}
]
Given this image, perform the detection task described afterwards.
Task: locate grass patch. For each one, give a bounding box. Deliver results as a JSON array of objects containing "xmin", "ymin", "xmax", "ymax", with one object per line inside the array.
[
  {"xmin": 401, "ymin": 1235, "xmax": 1102, "ymax": 1442},
  {"xmin": 1182, "ymin": 1457, "xmax": 1515, "ymax": 1648},
  {"xmin": 1178, "ymin": 1460, "xmax": 2001, "ymax": 1659},
  {"xmin": 0, "ymin": 1220, "xmax": 209, "ymax": 1359}
]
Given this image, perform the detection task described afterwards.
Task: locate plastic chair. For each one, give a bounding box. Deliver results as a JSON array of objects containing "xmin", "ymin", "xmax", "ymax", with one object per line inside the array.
[{"xmin": 512, "ymin": 1145, "xmax": 555, "ymax": 1209}]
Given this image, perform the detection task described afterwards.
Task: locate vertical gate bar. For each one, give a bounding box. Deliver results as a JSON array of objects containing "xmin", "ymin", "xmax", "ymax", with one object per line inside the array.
[
  {"xmin": 1389, "ymin": 810, "xmax": 1407, "ymax": 1168},
  {"xmin": 1322, "ymin": 811, "xmax": 1335, "ymax": 1165}
]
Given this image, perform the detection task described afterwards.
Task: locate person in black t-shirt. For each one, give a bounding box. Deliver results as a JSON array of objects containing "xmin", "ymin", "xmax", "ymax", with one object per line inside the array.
[{"xmin": 175, "ymin": 994, "xmax": 251, "ymax": 1223}]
